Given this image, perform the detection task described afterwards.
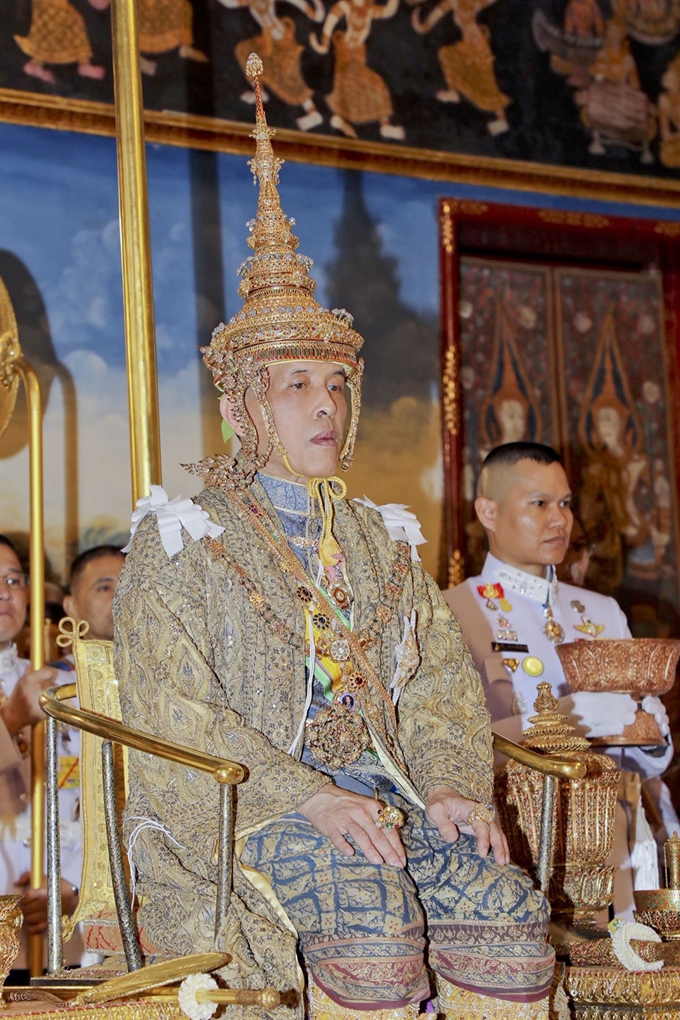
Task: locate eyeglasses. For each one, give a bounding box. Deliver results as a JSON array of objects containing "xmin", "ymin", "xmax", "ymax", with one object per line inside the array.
[{"xmin": 0, "ymin": 573, "xmax": 27, "ymax": 592}]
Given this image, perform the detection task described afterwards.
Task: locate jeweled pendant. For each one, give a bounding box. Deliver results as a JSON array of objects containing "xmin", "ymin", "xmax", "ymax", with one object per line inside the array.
[
  {"xmin": 329, "ymin": 584, "xmax": 351, "ymax": 610},
  {"xmin": 543, "ymin": 607, "xmax": 564, "ymax": 645},
  {"xmin": 330, "ymin": 637, "xmax": 351, "ymax": 662}
]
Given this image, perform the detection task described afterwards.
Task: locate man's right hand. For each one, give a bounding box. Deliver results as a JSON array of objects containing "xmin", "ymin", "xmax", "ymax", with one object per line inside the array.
[
  {"xmin": 298, "ymin": 784, "xmax": 406, "ymax": 868},
  {"xmin": 0, "ymin": 666, "xmax": 59, "ymax": 736}
]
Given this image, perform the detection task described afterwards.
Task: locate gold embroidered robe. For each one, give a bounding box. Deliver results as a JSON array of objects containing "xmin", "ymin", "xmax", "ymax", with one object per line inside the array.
[{"xmin": 114, "ymin": 478, "xmax": 492, "ymax": 1015}]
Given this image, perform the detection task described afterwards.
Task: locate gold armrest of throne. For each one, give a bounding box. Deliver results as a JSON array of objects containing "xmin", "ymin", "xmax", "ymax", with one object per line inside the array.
[
  {"xmin": 39, "ymin": 618, "xmax": 245, "ymax": 979},
  {"xmin": 491, "ymin": 731, "xmax": 586, "ymax": 893}
]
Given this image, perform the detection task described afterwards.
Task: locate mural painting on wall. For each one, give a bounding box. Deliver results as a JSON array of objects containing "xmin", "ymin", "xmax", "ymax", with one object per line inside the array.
[
  {"xmin": 5, "ymin": 0, "xmax": 680, "ymax": 176},
  {"xmin": 458, "ymin": 257, "xmax": 680, "ymax": 631}
]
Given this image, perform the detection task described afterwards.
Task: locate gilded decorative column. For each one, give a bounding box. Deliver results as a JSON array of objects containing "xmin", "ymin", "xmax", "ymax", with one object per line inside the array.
[{"xmin": 110, "ymin": 0, "xmax": 162, "ymax": 503}]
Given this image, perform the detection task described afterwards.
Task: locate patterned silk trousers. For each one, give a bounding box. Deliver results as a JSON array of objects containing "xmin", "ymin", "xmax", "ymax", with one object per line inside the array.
[{"xmin": 241, "ymin": 789, "xmax": 554, "ymax": 1011}]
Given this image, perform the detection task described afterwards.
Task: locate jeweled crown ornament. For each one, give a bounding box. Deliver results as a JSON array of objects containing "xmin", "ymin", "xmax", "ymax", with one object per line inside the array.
[{"xmin": 202, "ymin": 53, "xmax": 364, "ymax": 473}]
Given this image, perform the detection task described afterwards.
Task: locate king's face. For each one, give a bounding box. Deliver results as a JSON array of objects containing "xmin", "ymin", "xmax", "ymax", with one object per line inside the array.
[{"xmin": 250, "ymin": 360, "xmax": 349, "ymax": 480}]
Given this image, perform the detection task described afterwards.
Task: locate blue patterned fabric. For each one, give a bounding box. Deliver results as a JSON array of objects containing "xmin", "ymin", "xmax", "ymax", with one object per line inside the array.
[{"xmin": 241, "ymin": 783, "xmax": 554, "ymax": 1009}]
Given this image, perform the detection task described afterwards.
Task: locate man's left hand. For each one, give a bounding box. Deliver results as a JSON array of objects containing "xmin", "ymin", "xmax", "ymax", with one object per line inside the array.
[
  {"xmin": 642, "ymin": 696, "xmax": 670, "ymax": 739},
  {"xmin": 425, "ymin": 786, "xmax": 510, "ymax": 865},
  {"xmin": 15, "ymin": 872, "xmax": 79, "ymax": 934}
]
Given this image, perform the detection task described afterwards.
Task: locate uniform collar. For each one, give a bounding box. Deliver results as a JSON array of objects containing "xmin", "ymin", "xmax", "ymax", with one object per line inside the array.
[
  {"xmin": 0, "ymin": 643, "xmax": 18, "ymax": 674},
  {"xmin": 484, "ymin": 553, "xmax": 558, "ymax": 605}
]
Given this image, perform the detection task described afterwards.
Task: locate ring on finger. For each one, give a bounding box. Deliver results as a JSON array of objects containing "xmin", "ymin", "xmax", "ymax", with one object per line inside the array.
[
  {"xmin": 466, "ymin": 802, "xmax": 495, "ymax": 826},
  {"xmin": 376, "ymin": 805, "xmax": 406, "ymax": 830}
]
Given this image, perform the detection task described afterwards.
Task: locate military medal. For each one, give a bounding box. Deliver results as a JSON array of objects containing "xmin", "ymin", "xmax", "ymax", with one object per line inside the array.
[
  {"xmin": 574, "ymin": 615, "xmax": 605, "ymax": 638},
  {"xmin": 503, "ymin": 658, "xmax": 520, "ymax": 673},
  {"xmin": 477, "ymin": 582, "xmax": 511, "ymax": 613},
  {"xmin": 571, "ymin": 599, "xmax": 585, "ymax": 614},
  {"xmin": 543, "ymin": 605, "xmax": 564, "ymax": 644},
  {"xmin": 522, "ymin": 656, "xmax": 544, "ymax": 677}
]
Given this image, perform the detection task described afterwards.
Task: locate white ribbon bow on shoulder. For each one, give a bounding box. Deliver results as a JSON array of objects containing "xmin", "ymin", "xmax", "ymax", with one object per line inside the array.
[
  {"xmin": 123, "ymin": 485, "xmax": 225, "ymax": 558},
  {"xmin": 354, "ymin": 497, "xmax": 427, "ymax": 562}
]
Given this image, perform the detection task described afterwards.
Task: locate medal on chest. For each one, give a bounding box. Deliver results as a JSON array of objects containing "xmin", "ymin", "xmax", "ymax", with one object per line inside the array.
[
  {"xmin": 477, "ymin": 582, "xmax": 513, "ymax": 613},
  {"xmin": 543, "ymin": 604, "xmax": 565, "ymax": 645},
  {"xmin": 573, "ymin": 615, "xmax": 606, "ymax": 637}
]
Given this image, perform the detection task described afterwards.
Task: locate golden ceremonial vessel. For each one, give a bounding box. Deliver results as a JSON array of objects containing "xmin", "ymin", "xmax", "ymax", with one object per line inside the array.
[
  {"xmin": 557, "ymin": 638, "xmax": 680, "ymax": 746},
  {"xmin": 495, "ymin": 685, "xmax": 680, "ymax": 1017},
  {"xmin": 496, "ymin": 682, "xmax": 620, "ymax": 927},
  {"xmin": 634, "ymin": 834, "xmax": 680, "ymax": 942}
]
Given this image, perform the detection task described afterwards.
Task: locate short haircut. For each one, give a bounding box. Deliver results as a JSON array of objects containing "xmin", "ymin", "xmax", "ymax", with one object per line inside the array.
[
  {"xmin": 68, "ymin": 545, "xmax": 125, "ymax": 591},
  {"xmin": 0, "ymin": 535, "xmax": 17, "ymax": 555},
  {"xmin": 481, "ymin": 442, "xmax": 563, "ymax": 472},
  {"xmin": 477, "ymin": 443, "xmax": 564, "ymax": 499}
]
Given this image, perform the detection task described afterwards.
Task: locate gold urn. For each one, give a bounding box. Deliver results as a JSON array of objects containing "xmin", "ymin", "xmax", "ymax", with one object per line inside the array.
[
  {"xmin": 495, "ymin": 683, "xmax": 620, "ymax": 927},
  {"xmin": 556, "ymin": 637, "xmax": 680, "ymax": 746},
  {"xmin": 0, "ymin": 895, "xmax": 22, "ymax": 1006}
]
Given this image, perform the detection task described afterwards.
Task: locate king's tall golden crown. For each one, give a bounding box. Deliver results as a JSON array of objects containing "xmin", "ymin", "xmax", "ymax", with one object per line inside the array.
[{"xmin": 203, "ymin": 54, "xmax": 364, "ymax": 391}]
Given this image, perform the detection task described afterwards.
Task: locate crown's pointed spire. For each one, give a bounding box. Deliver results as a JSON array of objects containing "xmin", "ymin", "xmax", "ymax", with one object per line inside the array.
[
  {"xmin": 201, "ymin": 54, "xmax": 364, "ymax": 473},
  {"xmin": 243, "ymin": 54, "xmax": 301, "ymax": 273}
]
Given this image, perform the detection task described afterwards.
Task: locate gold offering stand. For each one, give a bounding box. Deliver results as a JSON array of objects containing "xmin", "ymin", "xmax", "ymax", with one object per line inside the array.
[{"xmin": 497, "ymin": 682, "xmax": 680, "ymax": 1018}]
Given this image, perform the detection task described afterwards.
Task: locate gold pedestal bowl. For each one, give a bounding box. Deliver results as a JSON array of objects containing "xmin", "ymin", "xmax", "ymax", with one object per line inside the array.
[
  {"xmin": 634, "ymin": 889, "xmax": 680, "ymax": 941},
  {"xmin": 556, "ymin": 638, "xmax": 680, "ymax": 746}
]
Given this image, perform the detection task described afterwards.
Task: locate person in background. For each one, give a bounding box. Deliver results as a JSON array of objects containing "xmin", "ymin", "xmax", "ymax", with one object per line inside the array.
[
  {"xmin": 62, "ymin": 546, "xmax": 125, "ymax": 642},
  {"xmin": 0, "ymin": 534, "xmax": 79, "ymax": 971},
  {"xmin": 444, "ymin": 442, "xmax": 678, "ymax": 917}
]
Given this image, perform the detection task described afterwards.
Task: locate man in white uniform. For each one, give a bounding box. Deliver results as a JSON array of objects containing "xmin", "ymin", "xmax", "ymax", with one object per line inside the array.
[
  {"xmin": 444, "ymin": 443, "xmax": 676, "ymax": 914},
  {"xmin": 0, "ymin": 534, "xmax": 80, "ymax": 967}
]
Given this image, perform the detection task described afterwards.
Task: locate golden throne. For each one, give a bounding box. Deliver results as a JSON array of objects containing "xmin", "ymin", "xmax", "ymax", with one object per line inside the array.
[
  {"xmin": 10, "ymin": 617, "xmax": 666, "ymax": 1019},
  {"xmin": 19, "ymin": 619, "xmax": 596, "ymax": 1019}
]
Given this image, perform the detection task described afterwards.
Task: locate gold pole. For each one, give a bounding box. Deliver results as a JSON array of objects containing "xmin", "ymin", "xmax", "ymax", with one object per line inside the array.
[
  {"xmin": 14, "ymin": 358, "xmax": 45, "ymax": 978},
  {"xmin": 110, "ymin": 0, "xmax": 162, "ymax": 504}
]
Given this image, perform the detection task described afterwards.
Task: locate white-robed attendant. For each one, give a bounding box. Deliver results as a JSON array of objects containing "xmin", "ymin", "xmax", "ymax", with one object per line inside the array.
[
  {"xmin": 0, "ymin": 535, "xmax": 81, "ymax": 967},
  {"xmin": 444, "ymin": 442, "xmax": 678, "ymax": 918}
]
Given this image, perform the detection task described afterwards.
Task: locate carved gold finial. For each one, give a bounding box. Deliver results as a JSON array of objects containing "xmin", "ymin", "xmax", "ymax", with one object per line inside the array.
[
  {"xmin": 56, "ymin": 616, "xmax": 90, "ymax": 650},
  {"xmin": 245, "ymin": 53, "xmax": 263, "ymax": 79},
  {"xmin": 522, "ymin": 681, "xmax": 591, "ymax": 754}
]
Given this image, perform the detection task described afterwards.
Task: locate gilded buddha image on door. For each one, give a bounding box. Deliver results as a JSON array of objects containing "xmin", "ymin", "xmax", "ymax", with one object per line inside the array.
[
  {"xmin": 456, "ymin": 257, "xmax": 680, "ymax": 630},
  {"xmin": 558, "ymin": 267, "xmax": 678, "ymax": 625},
  {"xmin": 458, "ymin": 258, "xmax": 556, "ymax": 574}
]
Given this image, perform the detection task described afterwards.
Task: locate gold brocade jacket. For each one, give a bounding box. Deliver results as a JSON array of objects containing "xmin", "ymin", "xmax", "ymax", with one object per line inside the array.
[{"xmin": 114, "ymin": 478, "xmax": 492, "ymax": 1011}]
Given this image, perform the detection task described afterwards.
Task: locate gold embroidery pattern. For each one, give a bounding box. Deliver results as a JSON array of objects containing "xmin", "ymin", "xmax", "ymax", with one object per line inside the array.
[{"xmin": 436, "ymin": 977, "xmax": 549, "ymax": 1019}]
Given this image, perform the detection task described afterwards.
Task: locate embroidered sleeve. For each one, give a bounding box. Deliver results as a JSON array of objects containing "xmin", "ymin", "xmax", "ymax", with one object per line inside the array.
[{"xmin": 398, "ymin": 567, "xmax": 493, "ymax": 804}]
